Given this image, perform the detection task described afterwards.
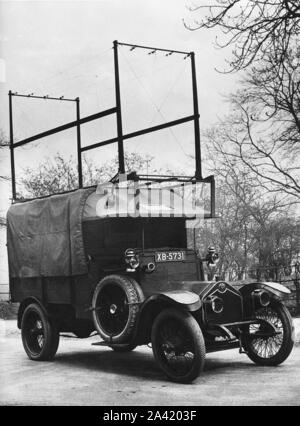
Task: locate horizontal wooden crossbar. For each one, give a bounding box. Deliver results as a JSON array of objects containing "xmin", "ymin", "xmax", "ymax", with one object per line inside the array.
[
  {"xmin": 117, "ymin": 41, "xmax": 191, "ymax": 56},
  {"xmin": 11, "ymin": 93, "xmax": 77, "ymax": 102},
  {"xmin": 13, "ymin": 107, "xmax": 117, "ymax": 148},
  {"xmin": 81, "ymin": 115, "xmax": 197, "ymax": 152}
]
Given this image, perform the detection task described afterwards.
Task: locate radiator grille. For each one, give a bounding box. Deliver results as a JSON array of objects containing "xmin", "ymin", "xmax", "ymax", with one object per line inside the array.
[{"xmin": 203, "ymin": 282, "xmax": 243, "ymax": 325}]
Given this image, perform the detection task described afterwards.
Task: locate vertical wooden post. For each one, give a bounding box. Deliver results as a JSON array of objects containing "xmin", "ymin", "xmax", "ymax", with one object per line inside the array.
[
  {"xmin": 113, "ymin": 40, "xmax": 125, "ymax": 175},
  {"xmin": 9, "ymin": 90, "xmax": 16, "ymax": 200},
  {"xmin": 190, "ymin": 52, "xmax": 202, "ymax": 180},
  {"xmin": 76, "ymin": 97, "xmax": 83, "ymax": 188}
]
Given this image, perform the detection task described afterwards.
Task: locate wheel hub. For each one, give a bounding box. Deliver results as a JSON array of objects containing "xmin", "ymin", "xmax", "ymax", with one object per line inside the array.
[
  {"xmin": 162, "ymin": 336, "xmax": 185, "ymax": 355},
  {"xmin": 109, "ymin": 304, "xmax": 118, "ymax": 315}
]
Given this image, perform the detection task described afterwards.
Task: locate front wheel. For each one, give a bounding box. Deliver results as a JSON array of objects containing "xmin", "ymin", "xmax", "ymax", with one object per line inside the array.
[
  {"xmin": 151, "ymin": 308, "xmax": 205, "ymax": 383},
  {"xmin": 21, "ymin": 303, "xmax": 60, "ymax": 361},
  {"xmin": 242, "ymin": 301, "xmax": 294, "ymax": 366}
]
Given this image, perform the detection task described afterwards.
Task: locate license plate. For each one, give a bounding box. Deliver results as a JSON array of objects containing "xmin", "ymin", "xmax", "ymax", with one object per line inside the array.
[{"xmin": 155, "ymin": 251, "xmax": 186, "ymax": 262}]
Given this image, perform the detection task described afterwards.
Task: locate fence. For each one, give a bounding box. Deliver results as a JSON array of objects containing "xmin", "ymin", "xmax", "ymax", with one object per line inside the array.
[{"xmin": 278, "ymin": 279, "xmax": 300, "ymax": 316}]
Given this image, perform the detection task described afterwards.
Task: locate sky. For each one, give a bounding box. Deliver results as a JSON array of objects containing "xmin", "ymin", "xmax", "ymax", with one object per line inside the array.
[{"xmin": 0, "ymin": 0, "xmax": 236, "ymax": 285}]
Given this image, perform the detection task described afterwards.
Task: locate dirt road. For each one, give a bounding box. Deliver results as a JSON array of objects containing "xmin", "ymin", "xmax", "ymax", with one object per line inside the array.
[{"xmin": 1, "ymin": 320, "xmax": 299, "ymax": 406}]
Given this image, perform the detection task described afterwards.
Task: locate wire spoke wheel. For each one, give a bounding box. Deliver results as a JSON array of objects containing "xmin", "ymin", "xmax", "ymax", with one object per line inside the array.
[
  {"xmin": 242, "ymin": 301, "xmax": 294, "ymax": 366},
  {"xmin": 248, "ymin": 307, "xmax": 284, "ymax": 359},
  {"xmin": 151, "ymin": 308, "xmax": 205, "ymax": 383}
]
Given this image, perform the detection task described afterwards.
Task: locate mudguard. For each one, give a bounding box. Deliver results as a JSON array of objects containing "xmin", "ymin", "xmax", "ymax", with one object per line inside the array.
[
  {"xmin": 149, "ymin": 290, "xmax": 202, "ymax": 312},
  {"xmin": 130, "ymin": 290, "xmax": 201, "ymax": 346},
  {"xmin": 17, "ymin": 296, "xmax": 48, "ymax": 329},
  {"xmin": 102, "ymin": 290, "xmax": 202, "ymax": 349},
  {"xmin": 240, "ymin": 281, "xmax": 290, "ymax": 300}
]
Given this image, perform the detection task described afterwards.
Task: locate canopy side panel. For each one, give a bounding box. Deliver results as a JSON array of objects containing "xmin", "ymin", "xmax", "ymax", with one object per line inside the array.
[{"xmin": 7, "ymin": 188, "xmax": 94, "ymax": 278}]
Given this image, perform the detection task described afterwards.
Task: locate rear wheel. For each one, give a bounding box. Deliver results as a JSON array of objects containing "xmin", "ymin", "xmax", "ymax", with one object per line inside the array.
[
  {"xmin": 21, "ymin": 303, "xmax": 59, "ymax": 361},
  {"xmin": 242, "ymin": 301, "xmax": 294, "ymax": 366},
  {"xmin": 92, "ymin": 275, "xmax": 144, "ymax": 344},
  {"xmin": 151, "ymin": 308, "xmax": 205, "ymax": 383}
]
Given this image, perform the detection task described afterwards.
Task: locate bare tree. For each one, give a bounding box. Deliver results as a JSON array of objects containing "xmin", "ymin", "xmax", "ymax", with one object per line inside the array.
[
  {"xmin": 206, "ymin": 106, "xmax": 300, "ymax": 198},
  {"xmin": 237, "ymin": 44, "xmax": 300, "ymax": 151},
  {"xmin": 185, "ymin": 2, "xmax": 300, "ymax": 196},
  {"xmin": 196, "ymin": 156, "xmax": 300, "ymax": 280},
  {"xmin": 250, "ymin": 214, "xmax": 300, "ymax": 281},
  {"xmin": 185, "ymin": 0, "xmax": 300, "ymax": 72},
  {"xmin": 204, "ymin": 41, "xmax": 300, "ymax": 199},
  {"xmin": 21, "ymin": 152, "xmax": 155, "ymax": 198},
  {"xmin": 22, "ymin": 154, "xmax": 81, "ymax": 198},
  {"xmin": 184, "ymin": 1, "xmax": 300, "ymax": 278},
  {"xmin": 199, "ymin": 118, "xmax": 300, "ymax": 280}
]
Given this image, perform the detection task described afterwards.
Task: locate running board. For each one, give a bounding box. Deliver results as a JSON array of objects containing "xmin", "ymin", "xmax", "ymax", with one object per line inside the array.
[
  {"xmin": 206, "ymin": 341, "xmax": 240, "ymax": 353},
  {"xmin": 92, "ymin": 341, "xmax": 110, "ymax": 346},
  {"xmin": 91, "ymin": 341, "xmax": 133, "ymax": 350}
]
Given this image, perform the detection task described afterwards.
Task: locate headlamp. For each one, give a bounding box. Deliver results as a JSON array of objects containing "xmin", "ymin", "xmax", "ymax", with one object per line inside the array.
[{"xmin": 125, "ymin": 248, "xmax": 139, "ymax": 271}]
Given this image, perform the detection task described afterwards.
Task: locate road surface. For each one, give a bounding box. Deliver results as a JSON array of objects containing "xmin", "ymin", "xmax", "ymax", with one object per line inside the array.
[{"xmin": 0, "ymin": 320, "xmax": 299, "ymax": 406}]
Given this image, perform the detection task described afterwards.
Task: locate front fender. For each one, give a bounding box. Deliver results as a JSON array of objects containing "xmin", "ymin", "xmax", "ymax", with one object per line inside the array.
[
  {"xmin": 150, "ymin": 291, "xmax": 202, "ymax": 312},
  {"xmin": 240, "ymin": 281, "xmax": 290, "ymax": 301},
  {"xmin": 131, "ymin": 291, "xmax": 201, "ymax": 346}
]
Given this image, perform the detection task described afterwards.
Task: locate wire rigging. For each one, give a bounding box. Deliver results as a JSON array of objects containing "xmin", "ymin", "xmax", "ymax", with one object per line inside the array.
[
  {"xmin": 119, "ymin": 48, "xmax": 189, "ymax": 157},
  {"xmin": 148, "ymin": 60, "xmax": 189, "ymax": 125},
  {"xmin": 36, "ymin": 48, "xmax": 112, "ymax": 90}
]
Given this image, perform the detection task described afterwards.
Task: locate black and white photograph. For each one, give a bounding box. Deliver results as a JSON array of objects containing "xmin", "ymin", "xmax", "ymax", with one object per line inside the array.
[{"xmin": 0, "ymin": 0, "xmax": 300, "ymax": 408}]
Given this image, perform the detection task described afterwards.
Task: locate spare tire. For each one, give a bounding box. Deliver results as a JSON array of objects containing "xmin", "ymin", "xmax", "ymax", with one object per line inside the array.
[{"xmin": 92, "ymin": 274, "xmax": 144, "ymax": 344}]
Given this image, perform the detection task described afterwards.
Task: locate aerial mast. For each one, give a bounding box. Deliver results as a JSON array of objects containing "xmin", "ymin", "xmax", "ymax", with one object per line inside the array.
[{"xmin": 113, "ymin": 40, "xmax": 125, "ymax": 175}]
